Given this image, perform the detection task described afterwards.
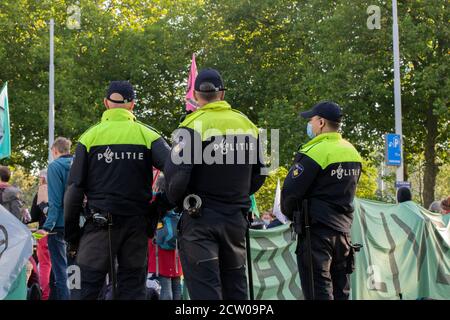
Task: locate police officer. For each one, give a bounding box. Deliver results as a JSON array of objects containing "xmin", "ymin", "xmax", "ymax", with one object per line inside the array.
[
  {"xmin": 164, "ymin": 68, "xmax": 266, "ymax": 300},
  {"xmin": 281, "ymin": 101, "xmax": 362, "ymax": 300},
  {"xmin": 64, "ymin": 81, "xmax": 170, "ymax": 299}
]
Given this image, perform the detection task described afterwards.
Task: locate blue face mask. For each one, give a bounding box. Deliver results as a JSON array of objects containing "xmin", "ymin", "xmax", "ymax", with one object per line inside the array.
[{"xmin": 307, "ymin": 122, "xmax": 315, "ymax": 139}]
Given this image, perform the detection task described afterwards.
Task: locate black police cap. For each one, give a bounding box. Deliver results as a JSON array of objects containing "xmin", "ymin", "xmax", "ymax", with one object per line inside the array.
[
  {"xmin": 300, "ymin": 101, "xmax": 343, "ymax": 122},
  {"xmin": 106, "ymin": 81, "xmax": 135, "ymax": 103},
  {"xmin": 194, "ymin": 68, "xmax": 226, "ymax": 92}
]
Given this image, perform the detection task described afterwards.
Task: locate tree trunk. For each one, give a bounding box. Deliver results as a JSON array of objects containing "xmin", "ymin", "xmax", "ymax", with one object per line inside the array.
[
  {"xmin": 403, "ymin": 160, "xmax": 408, "ymax": 183},
  {"xmin": 422, "ymin": 105, "xmax": 439, "ymax": 208}
]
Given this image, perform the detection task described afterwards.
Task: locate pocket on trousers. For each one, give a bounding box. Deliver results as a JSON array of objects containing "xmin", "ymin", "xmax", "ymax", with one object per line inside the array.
[{"xmin": 344, "ymin": 234, "xmax": 355, "ymax": 274}]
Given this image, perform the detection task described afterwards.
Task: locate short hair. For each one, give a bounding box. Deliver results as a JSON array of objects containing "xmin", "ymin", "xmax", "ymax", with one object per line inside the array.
[
  {"xmin": 441, "ymin": 197, "xmax": 450, "ymax": 212},
  {"xmin": 51, "ymin": 137, "xmax": 72, "ymax": 154},
  {"xmin": 196, "ymin": 82, "xmax": 222, "ymax": 102},
  {"xmin": 325, "ymin": 119, "xmax": 341, "ymax": 131},
  {"xmin": 39, "ymin": 169, "xmax": 47, "ymax": 182},
  {"xmin": 397, "ymin": 187, "xmax": 412, "ymax": 203},
  {"xmin": 0, "ymin": 165, "xmax": 11, "ymax": 182},
  {"xmin": 262, "ymin": 212, "xmax": 274, "ymax": 219},
  {"xmin": 428, "ymin": 201, "xmax": 442, "ymax": 213}
]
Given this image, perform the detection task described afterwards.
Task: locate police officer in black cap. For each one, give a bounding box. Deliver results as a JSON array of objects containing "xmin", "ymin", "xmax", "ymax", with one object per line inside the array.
[
  {"xmin": 281, "ymin": 101, "xmax": 362, "ymax": 300},
  {"xmin": 164, "ymin": 68, "xmax": 267, "ymax": 300},
  {"xmin": 64, "ymin": 81, "xmax": 170, "ymax": 299}
]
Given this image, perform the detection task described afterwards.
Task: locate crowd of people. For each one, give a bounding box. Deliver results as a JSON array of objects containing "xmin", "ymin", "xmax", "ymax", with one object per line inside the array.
[{"xmin": 1, "ymin": 70, "xmax": 448, "ymax": 301}]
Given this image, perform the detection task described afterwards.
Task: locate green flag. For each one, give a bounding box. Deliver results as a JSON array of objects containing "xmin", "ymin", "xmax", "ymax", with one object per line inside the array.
[
  {"xmin": 0, "ymin": 82, "xmax": 11, "ymax": 160},
  {"xmin": 250, "ymin": 194, "xmax": 260, "ymax": 218}
]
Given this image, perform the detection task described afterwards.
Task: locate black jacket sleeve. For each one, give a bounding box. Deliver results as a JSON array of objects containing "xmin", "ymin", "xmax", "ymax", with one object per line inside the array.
[
  {"xmin": 151, "ymin": 137, "xmax": 171, "ymax": 171},
  {"xmin": 281, "ymin": 153, "xmax": 321, "ymax": 220},
  {"xmin": 64, "ymin": 143, "xmax": 88, "ymax": 246},
  {"xmin": 249, "ymin": 137, "xmax": 267, "ymax": 195},
  {"xmin": 164, "ymin": 127, "xmax": 197, "ymax": 206},
  {"xmin": 29, "ymin": 194, "xmax": 41, "ymax": 224}
]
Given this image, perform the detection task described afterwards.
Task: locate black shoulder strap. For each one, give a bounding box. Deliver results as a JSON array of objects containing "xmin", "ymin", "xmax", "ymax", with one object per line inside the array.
[{"xmin": 0, "ymin": 187, "xmax": 5, "ymax": 204}]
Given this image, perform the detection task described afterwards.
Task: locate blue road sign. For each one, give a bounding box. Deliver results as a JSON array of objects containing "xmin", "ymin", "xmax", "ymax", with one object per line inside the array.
[
  {"xmin": 395, "ymin": 181, "xmax": 411, "ymax": 189},
  {"xmin": 385, "ymin": 134, "xmax": 401, "ymax": 166}
]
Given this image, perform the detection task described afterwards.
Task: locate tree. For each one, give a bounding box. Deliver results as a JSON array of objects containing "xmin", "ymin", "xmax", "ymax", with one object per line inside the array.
[
  {"xmin": 9, "ymin": 165, "xmax": 38, "ymax": 208},
  {"xmin": 0, "ymin": 0, "xmax": 200, "ymax": 168},
  {"xmin": 356, "ymin": 159, "xmax": 379, "ymax": 200},
  {"xmin": 0, "ymin": 0, "xmax": 448, "ymax": 205}
]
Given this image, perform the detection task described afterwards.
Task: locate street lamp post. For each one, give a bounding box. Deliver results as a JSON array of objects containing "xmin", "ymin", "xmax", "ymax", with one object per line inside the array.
[{"xmin": 392, "ymin": 0, "xmax": 404, "ymax": 183}]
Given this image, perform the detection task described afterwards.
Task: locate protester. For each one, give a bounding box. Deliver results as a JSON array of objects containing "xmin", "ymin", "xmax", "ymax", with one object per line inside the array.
[
  {"xmin": 26, "ymin": 257, "xmax": 42, "ymax": 300},
  {"xmin": 441, "ymin": 196, "xmax": 450, "ymax": 214},
  {"xmin": 35, "ymin": 137, "xmax": 73, "ymax": 300},
  {"xmin": 147, "ymin": 240, "xmax": 182, "ymax": 300},
  {"xmin": 261, "ymin": 210, "xmax": 274, "ymax": 227},
  {"xmin": 0, "ymin": 165, "xmax": 24, "ymax": 221},
  {"xmin": 29, "ymin": 169, "xmax": 51, "ymax": 300},
  {"xmin": 397, "ymin": 187, "xmax": 412, "ymax": 203},
  {"xmin": 428, "ymin": 200, "xmax": 442, "ymax": 213},
  {"xmin": 148, "ymin": 175, "xmax": 182, "ymax": 300},
  {"xmin": 261, "ymin": 210, "xmax": 283, "ymax": 229}
]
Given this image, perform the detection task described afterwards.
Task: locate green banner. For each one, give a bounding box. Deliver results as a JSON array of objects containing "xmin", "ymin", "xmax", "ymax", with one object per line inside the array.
[
  {"xmin": 0, "ymin": 82, "xmax": 11, "ymax": 160},
  {"xmin": 249, "ymin": 224, "xmax": 302, "ymax": 300},
  {"xmin": 249, "ymin": 198, "xmax": 450, "ymax": 300},
  {"xmin": 351, "ymin": 198, "xmax": 449, "ymax": 300}
]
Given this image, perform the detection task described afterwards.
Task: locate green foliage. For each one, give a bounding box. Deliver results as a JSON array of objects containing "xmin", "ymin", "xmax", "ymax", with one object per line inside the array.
[
  {"xmin": 356, "ymin": 159, "xmax": 379, "ymax": 200},
  {"xmin": 9, "ymin": 166, "xmax": 38, "ymax": 208},
  {"xmin": 435, "ymin": 163, "xmax": 450, "ymax": 202},
  {"xmin": 0, "ymin": 0, "xmax": 447, "ymax": 201},
  {"xmin": 255, "ymin": 166, "xmax": 288, "ymax": 214}
]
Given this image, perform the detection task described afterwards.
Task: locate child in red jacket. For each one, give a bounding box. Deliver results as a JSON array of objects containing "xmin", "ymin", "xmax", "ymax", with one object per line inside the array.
[
  {"xmin": 148, "ymin": 174, "xmax": 183, "ymax": 300},
  {"xmin": 147, "ymin": 238, "xmax": 182, "ymax": 300}
]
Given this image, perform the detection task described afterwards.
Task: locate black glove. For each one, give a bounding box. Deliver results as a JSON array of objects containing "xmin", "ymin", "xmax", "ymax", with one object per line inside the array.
[
  {"xmin": 146, "ymin": 192, "xmax": 174, "ymax": 238},
  {"xmin": 149, "ymin": 192, "xmax": 173, "ymax": 218}
]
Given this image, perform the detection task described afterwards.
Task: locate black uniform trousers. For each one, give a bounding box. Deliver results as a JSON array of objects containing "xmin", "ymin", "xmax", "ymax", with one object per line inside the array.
[
  {"xmin": 296, "ymin": 223, "xmax": 352, "ymax": 300},
  {"xmin": 75, "ymin": 214, "xmax": 148, "ymax": 300},
  {"xmin": 179, "ymin": 207, "xmax": 249, "ymax": 300}
]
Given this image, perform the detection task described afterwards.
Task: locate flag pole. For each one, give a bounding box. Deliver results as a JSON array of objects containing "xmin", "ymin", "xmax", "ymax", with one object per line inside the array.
[{"xmin": 48, "ymin": 19, "xmax": 55, "ymax": 163}]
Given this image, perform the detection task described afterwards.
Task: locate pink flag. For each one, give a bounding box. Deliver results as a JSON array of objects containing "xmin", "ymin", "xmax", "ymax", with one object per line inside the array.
[
  {"xmin": 152, "ymin": 167, "xmax": 160, "ymax": 189},
  {"xmin": 185, "ymin": 53, "xmax": 198, "ymax": 112}
]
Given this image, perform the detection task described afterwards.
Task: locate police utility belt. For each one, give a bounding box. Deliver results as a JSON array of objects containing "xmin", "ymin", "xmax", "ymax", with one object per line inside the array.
[
  {"xmin": 85, "ymin": 208, "xmax": 113, "ymax": 228},
  {"xmin": 182, "ymin": 193, "xmax": 251, "ymax": 224}
]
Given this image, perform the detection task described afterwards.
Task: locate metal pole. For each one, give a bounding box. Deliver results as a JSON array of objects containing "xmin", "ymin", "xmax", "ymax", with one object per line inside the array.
[
  {"xmin": 245, "ymin": 209, "xmax": 254, "ymax": 300},
  {"xmin": 48, "ymin": 19, "xmax": 55, "ymax": 163},
  {"xmin": 108, "ymin": 214, "xmax": 117, "ymax": 299},
  {"xmin": 246, "ymin": 226, "xmax": 254, "ymax": 300},
  {"xmin": 302, "ymin": 199, "xmax": 315, "ymax": 300},
  {"xmin": 392, "ymin": 0, "xmax": 404, "ymax": 182}
]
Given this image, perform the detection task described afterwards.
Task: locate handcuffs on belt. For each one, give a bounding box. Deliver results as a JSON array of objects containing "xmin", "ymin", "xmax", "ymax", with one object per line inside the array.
[
  {"xmin": 87, "ymin": 209, "xmax": 111, "ymax": 228},
  {"xmin": 183, "ymin": 194, "xmax": 202, "ymax": 218}
]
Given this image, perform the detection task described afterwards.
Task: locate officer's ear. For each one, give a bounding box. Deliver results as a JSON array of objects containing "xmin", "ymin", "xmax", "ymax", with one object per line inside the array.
[
  {"xmin": 103, "ymin": 98, "xmax": 110, "ymax": 110},
  {"xmin": 128, "ymin": 100, "xmax": 135, "ymax": 111},
  {"xmin": 220, "ymin": 90, "xmax": 225, "ymax": 100},
  {"xmin": 319, "ymin": 118, "xmax": 325, "ymax": 129}
]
